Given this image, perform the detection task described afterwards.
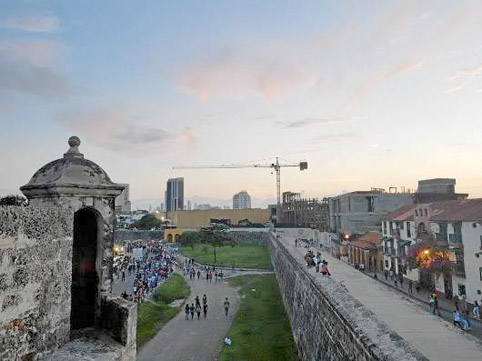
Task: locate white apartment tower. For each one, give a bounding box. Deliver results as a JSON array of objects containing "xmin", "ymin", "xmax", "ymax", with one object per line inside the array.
[
  {"xmin": 233, "ymin": 191, "xmax": 251, "ymax": 209},
  {"xmin": 115, "ymin": 183, "xmax": 131, "ymax": 213}
]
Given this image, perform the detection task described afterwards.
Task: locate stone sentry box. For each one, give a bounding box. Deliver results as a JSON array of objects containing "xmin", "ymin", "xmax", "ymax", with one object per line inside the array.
[{"xmin": 0, "ymin": 137, "xmax": 137, "ymax": 360}]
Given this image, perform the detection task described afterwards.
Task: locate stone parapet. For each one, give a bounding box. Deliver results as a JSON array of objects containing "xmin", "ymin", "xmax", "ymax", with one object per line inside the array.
[
  {"xmin": 101, "ymin": 295, "xmax": 137, "ymax": 350},
  {"xmin": 268, "ymin": 233, "xmax": 427, "ymax": 361}
]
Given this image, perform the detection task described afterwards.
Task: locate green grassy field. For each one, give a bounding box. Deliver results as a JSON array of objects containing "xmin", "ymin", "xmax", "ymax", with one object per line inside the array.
[
  {"xmin": 219, "ymin": 275, "xmax": 299, "ymax": 361},
  {"xmin": 137, "ymin": 274, "xmax": 190, "ymax": 348},
  {"xmin": 180, "ymin": 243, "xmax": 272, "ymax": 269}
]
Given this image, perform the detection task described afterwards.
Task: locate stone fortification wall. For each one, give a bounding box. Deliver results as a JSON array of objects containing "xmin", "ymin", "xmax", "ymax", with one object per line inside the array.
[
  {"xmin": 114, "ymin": 229, "xmax": 164, "ymax": 242},
  {"xmin": 0, "ymin": 206, "xmax": 74, "ymax": 360},
  {"xmin": 229, "ymin": 230, "xmax": 269, "ymax": 245},
  {"xmin": 268, "ymin": 233, "xmax": 426, "ymax": 361}
]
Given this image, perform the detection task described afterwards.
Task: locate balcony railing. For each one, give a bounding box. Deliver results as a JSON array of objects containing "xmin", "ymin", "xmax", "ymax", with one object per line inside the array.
[
  {"xmin": 449, "ymin": 233, "xmax": 463, "ymax": 244},
  {"xmin": 452, "ymin": 262, "xmax": 466, "ymax": 278},
  {"xmin": 435, "ymin": 233, "xmax": 448, "ymax": 242}
]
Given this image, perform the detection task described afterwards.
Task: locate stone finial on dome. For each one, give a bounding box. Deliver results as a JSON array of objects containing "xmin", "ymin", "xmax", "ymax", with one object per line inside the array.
[{"xmin": 64, "ymin": 136, "xmax": 84, "ymax": 158}]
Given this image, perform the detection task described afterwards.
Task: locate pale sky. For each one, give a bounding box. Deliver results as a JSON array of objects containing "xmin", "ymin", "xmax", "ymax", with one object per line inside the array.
[{"xmin": 1, "ymin": 0, "xmax": 482, "ymax": 207}]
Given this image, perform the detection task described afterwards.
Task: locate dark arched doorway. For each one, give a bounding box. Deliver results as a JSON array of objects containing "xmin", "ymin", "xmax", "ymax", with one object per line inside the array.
[{"xmin": 71, "ymin": 208, "xmax": 98, "ymax": 330}]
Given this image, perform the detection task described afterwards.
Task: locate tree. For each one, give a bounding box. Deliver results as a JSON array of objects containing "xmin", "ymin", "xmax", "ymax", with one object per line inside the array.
[
  {"xmin": 132, "ymin": 214, "xmax": 161, "ymax": 230},
  {"xmin": 0, "ymin": 195, "xmax": 28, "ymax": 206},
  {"xmin": 407, "ymin": 238, "xmax": 452, "ymax": 276},
  {"xmin": 201, "ymin": 228, "xmax": 234, "ymax": 264}
]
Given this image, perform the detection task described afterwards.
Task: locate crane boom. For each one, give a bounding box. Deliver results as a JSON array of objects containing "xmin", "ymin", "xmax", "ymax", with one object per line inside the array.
[{"xmin": 172, "ymin": 157, "xmax": 308, "ymax": 206}]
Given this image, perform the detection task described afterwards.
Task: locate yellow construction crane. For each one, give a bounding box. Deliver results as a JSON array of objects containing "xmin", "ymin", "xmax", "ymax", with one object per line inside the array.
[{"xmin": 172, "ymin": 157, "xmax": 308, "ymax": 206}]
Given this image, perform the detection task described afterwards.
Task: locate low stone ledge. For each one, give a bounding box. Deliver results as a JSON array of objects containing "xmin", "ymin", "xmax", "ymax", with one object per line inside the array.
[
  {"xmin": 101, "ymin": 294, "xmax": 137, "ymax": 349},
  {"xmin": 268, "ymin": 233, "xmax": 427, "ymax": 361}
]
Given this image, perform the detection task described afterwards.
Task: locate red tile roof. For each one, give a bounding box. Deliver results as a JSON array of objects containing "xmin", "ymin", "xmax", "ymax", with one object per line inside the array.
[
  {"xmin": 430, "ymin": 199, "xmax": 482, "ymax": 222},
  {"xmin": 381, "ymin": 204, "xmax": 416, "ymax": 221},
  {"xmin": 351, "ymin": 239, "xmax": 378, "ymax": 250},
  {"xmin": 351, "ymin": 231, "xmax": 381, "ymax": 249}
]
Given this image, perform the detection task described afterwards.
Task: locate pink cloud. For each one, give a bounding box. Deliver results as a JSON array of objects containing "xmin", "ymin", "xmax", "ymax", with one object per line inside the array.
[
  {"xmin": 175, "ymin": 128, "xmax": 198, "ymax": 149},
  {"xmin": 445, "ymin": 62, "xmax": 482, "ymax": 93},
  {"xmin": 351, "ymin": 59, "xmax": 423, "ymax": 102},
  {"xmin": 174, "ymin": 43, "xmax": 315, "ymax": 100}
]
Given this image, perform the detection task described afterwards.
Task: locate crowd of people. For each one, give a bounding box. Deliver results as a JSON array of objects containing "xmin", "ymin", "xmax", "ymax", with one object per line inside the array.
[
  {"xmin": 184, "ymin": 294, "xmax": 231, "ymax": 320},
  {"xmin": 450, "ymin": 294, "xmax": 481, "ymax": 330},
  {"xmin": 184, "ymin": 258, "xmax": 225, "ymax": 283},
  {"xmin": 116, "ymin": 242, "xmax": 175, "ymax": 303},
  {"xmin": 304, "ymin": 249, "xmax": 331, "ymax": 276}
]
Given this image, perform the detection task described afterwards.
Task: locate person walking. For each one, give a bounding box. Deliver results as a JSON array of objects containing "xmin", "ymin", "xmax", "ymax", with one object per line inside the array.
[
  {"xmin": 429, "ymin": 293, "xmax": 435, "ymax": 312},
  {"xmin": 197, "ymin": 270, "xmax": 201, "ymax": 280},
  {"xmin": 203, "ymin": 303, "xmax": 208, "ymax": 318},
  {"xmin": 384, "ymin": 270, "xmax": 388, "ymax": 281},
  {"xmin": 184, "ymin": 304, "xmax": 190, "ymax": 320},
  {"xmin": 121, "ymin": 270, "xmax": 126, "ymax": 282},
  {"xmin": 189, "ymin": 303, "xmax": 195, "ymax": 319},
  {"xmin": 460, "ymin": 295, "xmax": 470, "ymax": 328},
  {"xmin": 195, "ymin": 303, "xmax": 201, "ymax": 319},
  {"xmin": 202, "ymin": 294, "xmax": 207, "ymax": 306},
  {"xmin": 453, "ymin": 309, "xmax": 462, "ymax": 328},
  {"xmin": 408, "ymin": 280, "xmax": 413, "ymax": 294},
  {"xmin": 399, "ymin": 274, "xmax": 404, "ymax": 289},
  {"xmin": 295, "ymin": 239, "xmax": 298, "ymax": 247},
  {"xmin": 432, "ymin": 296, "xmax": 441, "ymax": 316},
  {"xmin": 224, "ymin": 297, "xmax": 230, "ymax": 316},
  {"xmin": 472, "ymin": 301, "xmax": 480, "ymax": 319},
  {"xmin": 454, "ymin": 294, "xmax": 460, "ymax": 310}
]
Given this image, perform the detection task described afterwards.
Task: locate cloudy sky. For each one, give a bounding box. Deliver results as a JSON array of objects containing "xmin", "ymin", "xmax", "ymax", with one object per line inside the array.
[{"xmin": 1, "ymin": 0, "xmax": 482, "ymax": 207}]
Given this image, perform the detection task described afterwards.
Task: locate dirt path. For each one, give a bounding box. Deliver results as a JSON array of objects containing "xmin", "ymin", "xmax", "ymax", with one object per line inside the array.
[{"xmin": 137, "ymin": 273, "xmax": 240, "ymax": 361}]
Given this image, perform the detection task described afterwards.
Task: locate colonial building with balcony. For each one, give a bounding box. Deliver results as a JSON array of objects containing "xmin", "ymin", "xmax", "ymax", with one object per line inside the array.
[
  {"xmin": 429, "ymin": 199, "xmax": 482, "ymax": 303},
  {"xmin": 381, "ymin": 204, "xmax": 417, "ymax": 281}
]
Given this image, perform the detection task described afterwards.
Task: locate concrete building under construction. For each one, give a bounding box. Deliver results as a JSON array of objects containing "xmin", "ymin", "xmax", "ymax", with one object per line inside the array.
[{"xmin": 279, "ymin": 191, "xmax": 329, "ymax": 231}]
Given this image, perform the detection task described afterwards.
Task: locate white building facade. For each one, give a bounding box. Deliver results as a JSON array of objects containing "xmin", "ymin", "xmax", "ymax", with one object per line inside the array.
[
  {"xmin": 115, "ymin": 183, "xmax": 131, "ymax": 213},
  {"xmin": 383, "ymin": 199, "xmax": 482, "ymax": 303}
]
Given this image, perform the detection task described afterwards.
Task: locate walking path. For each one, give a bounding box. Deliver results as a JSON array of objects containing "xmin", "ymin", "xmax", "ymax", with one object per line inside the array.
[
  {"xmin": 137, "ymin": 271, "xmax": 240, "ymax": 361},
  {"xmin": 283, "ymin": 236, "xmax": 482, "ymax": 361}
]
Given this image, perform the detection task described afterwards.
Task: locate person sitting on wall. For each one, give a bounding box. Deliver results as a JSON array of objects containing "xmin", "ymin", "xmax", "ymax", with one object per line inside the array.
[{"xmin": 321, "ymin": 261, "xmax": 331, "ymax": 276}]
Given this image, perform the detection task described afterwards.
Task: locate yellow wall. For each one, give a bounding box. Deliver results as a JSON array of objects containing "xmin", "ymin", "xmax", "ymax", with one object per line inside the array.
[
  {"xmin": 160, "ymin": 209, "xmax": 270, "ymax": 229},
  {"xmin": 164, "ymin": 228, "xmax": 184, "ymax": 243}
]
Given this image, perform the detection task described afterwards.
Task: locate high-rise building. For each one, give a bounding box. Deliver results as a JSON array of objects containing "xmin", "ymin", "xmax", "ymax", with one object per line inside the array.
[
  {"xmin": 115, "ymin": 183, "xmax": 131, "ymax": 213},
  {"xmin": 233, "ymin": 191, "xmax": 251, "ymax": 209},
  {"xmin": 166, "ymin": 177, "xmax": 184, "ymax": 212}
]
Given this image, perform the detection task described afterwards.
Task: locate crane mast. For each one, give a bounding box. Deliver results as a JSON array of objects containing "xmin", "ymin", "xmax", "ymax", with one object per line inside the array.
[{"xmin": 172, "ymin": 157, "xmax": 307, "ymax": 207}]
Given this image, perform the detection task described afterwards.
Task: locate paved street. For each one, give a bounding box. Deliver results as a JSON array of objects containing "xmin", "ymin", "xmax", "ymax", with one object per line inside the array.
[
  {"xmin": 357, "ymin": 267, "xmax": 482, "ymax": 339},
  {"xmin": 137, "ymin": 272, "xmax": 240, "ymax": 361},
  {"xmin": 284, "ymin": 236, "xmax": 482, "ymax": 361},
  {"xmin": 112, "ymin": 272, "xmax": 137, "ymax": 295}
]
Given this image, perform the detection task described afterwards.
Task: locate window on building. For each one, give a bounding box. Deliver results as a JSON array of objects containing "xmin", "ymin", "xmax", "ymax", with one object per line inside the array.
[
  {"xmin": 366, "ymin": 196, "xmax": 374, "ymax": 212},
  {"xmin": 458, "ymin": 284, "xmax": 466, "ymax": 296},
  {"xmin": 406, "ymin": 222, "xmax": 411, "ymax": 238},
  {"xmin": 424, "ymin": 208, "xmax": 428, "ymax": 216}
]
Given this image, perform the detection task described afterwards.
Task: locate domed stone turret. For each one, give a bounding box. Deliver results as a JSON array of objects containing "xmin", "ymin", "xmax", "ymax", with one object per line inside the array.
[{"xmin": 20, "ymin": 136, "xmax": 124, "ymax": 200}]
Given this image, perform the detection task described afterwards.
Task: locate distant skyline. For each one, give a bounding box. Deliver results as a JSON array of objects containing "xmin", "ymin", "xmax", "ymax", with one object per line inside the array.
[{"xmin": 1, "ymin": 1, "xmax": 482, "ymax": 202}]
